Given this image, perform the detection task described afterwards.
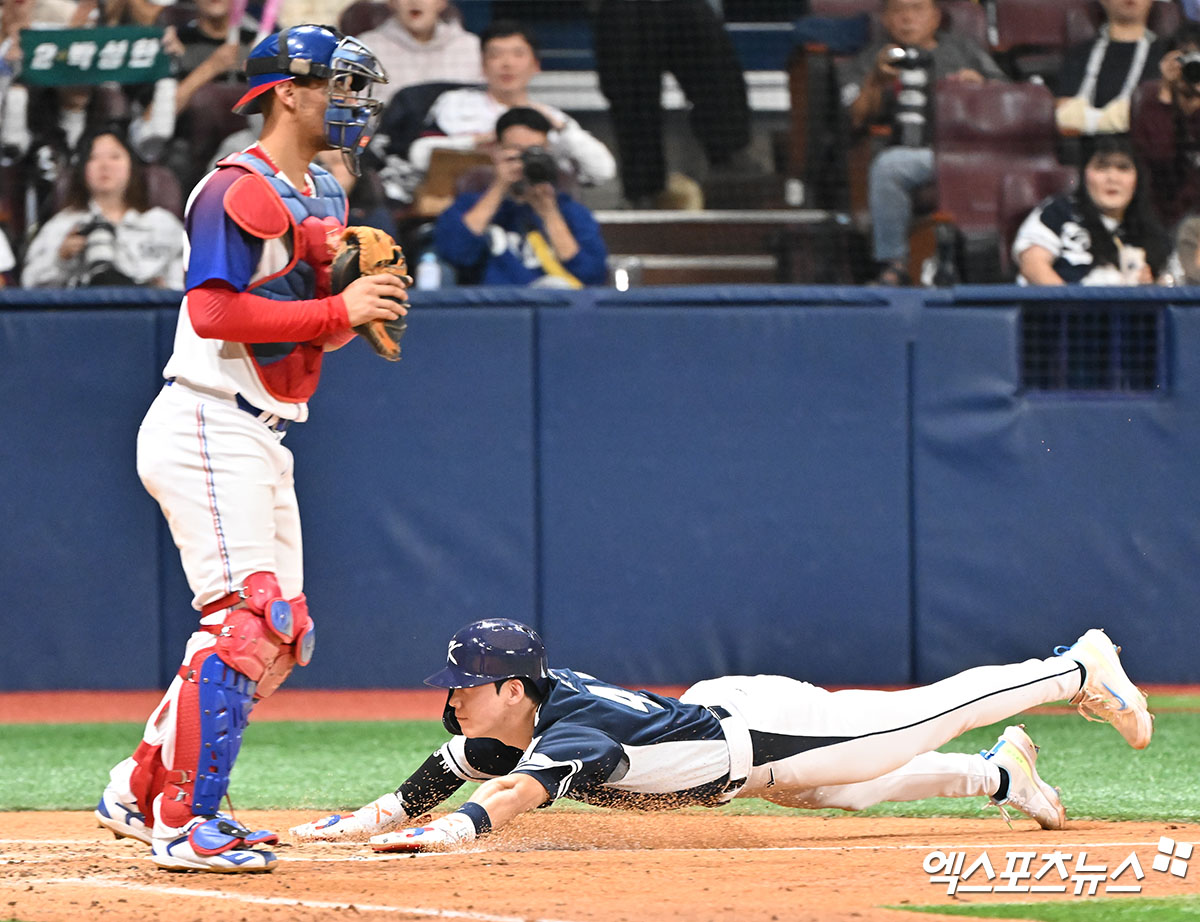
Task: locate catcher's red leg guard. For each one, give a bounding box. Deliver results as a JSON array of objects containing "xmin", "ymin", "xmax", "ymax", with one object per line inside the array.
[
  {"xmin": 255, "ymin": 594, "xmax": 314, "ymax": 699},
  {"xmin": 129, "ymin": 740, "xmax": 167, "ymax": 819}
]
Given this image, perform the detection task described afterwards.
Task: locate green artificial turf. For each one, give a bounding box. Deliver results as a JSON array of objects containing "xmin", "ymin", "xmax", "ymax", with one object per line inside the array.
[
  {"xmin": 2, "ymin": 701, "xmax": 1197, "ymax": 821},
  {"xmin": 892, "ymin": 895, "xmax": 1200, "ymax": 921}
]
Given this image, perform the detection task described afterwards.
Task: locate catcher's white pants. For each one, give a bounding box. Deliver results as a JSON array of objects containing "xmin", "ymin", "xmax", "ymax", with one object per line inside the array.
[
  {"xmin": 683, "ymin": 655, "xmax": 1082, "ymax": 808},
  {"xmin": 137, "ymin": 380, "xmax": 304, "ymax": 608}
]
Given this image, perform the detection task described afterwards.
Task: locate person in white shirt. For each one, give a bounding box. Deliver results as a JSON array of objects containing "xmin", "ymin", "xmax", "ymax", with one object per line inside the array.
[
  {"xmin": 358, "ymin": 0, "xmax": 483, "ymax": 104},
  {"xmin": 21, "ymin": 130, "xmax": 184, "ymax": 288},
  {"xmin": 409, "ymin": 19, "xmax": 615, "ymax": 187},
  {"xmin": 1012, "ymin": 136, "xmax": 1169, "ymax": 285}
]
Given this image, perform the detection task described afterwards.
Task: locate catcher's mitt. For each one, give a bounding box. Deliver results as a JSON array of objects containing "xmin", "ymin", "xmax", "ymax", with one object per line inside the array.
[{"xmin": 330, "ymin": 226, "xmax": 413, "ymax": 361}]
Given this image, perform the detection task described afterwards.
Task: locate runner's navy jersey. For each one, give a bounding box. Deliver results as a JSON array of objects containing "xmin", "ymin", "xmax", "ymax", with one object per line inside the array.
[{"xmin": 439, "ymin": 668, "xmax": 732, "ymax": 809}]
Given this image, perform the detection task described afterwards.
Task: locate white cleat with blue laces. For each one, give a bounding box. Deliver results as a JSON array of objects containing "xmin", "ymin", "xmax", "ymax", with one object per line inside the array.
[{"xmin": 1058, "ymin": 628, "xmax": 1153, "ymax": 750}]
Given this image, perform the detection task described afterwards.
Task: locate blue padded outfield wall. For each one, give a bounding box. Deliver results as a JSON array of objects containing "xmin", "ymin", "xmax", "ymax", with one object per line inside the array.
[{"xmin": 1, "ymin": 286, "xmax": 1198, "ymax": 691}]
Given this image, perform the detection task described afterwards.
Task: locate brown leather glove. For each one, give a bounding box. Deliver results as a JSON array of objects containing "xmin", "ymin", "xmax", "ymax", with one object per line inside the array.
[{"xmin": 330, "ymin": 226, "xmax": 413, "ymax": 362}]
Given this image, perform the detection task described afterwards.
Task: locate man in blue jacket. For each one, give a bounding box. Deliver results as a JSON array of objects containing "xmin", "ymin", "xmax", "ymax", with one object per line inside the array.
[{"xmin": 434, "ymin": 107, "xmax": 608, "ymax": 287}]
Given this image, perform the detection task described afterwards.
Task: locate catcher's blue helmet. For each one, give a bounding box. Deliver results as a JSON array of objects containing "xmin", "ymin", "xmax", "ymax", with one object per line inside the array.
[
  {"xmin": 234, "ymin": 24, "xmax": 387, "ymax": 171},
  {"xmin": 425, "ymin": 619, "xmax": 550, "ymax": 690}
]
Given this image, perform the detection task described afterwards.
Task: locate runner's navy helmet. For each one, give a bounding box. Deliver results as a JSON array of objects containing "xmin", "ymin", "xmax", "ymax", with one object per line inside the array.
[
  {"xmin": 426, "ymin": 619, "xmax": 550, "ymax": 734},
  {"xmin": 425, "ymin": 619, "xmax": 550, "ymax": 689}
]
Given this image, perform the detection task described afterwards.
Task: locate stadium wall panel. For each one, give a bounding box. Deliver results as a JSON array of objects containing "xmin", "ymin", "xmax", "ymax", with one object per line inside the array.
[{"xmin": 0, "ymin": 286, "xmax": 1196, "ymax": 689}]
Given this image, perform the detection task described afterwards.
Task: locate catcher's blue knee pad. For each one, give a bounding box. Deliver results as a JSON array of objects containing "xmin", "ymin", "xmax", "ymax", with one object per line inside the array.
[{"xmin": 191, "ymin": 652, "xmax": 256, "ymax": 815}]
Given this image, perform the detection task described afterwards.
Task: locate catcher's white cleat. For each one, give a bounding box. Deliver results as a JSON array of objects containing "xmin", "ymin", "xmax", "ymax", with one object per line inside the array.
[
  {"xmin": 151, "ymin": 815, "xmax": 278, "ymax": 872},
  {"xmin": 1058, "ymin": 628, "xmax": 1153, "ymax": 749},
  {"xmin": 983, "ymin": 725, "xmax": 1066, "ymax": 830},
  {"xmin": 95, "ymin": 785, "xmax": 152, "ymax": 844}
]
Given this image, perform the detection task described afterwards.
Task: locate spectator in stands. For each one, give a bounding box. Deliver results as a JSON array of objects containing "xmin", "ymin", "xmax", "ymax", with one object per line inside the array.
[
  {"xmin": 433, "ymin": 106, "xmax": 607, "ymax": 287},
  {"xmin": 1055, "ymin": 0, "xmax": 1164, "ymax": 136},
  {"xmin": 359, "ymin": 0, "xmax": 482, "ymax": 104},
  {"xmin": 1131, "ymin": 22, "xmax": 1200, "ymax": 230},
  {"xmin": 21, "ymin": 86, "xmax": 126, "ymax": 222},
  {"xmin": 591, "ymin": 0, "xmax": 755, "ymax": 209},
  {"xmin": 314, "ymin": 148, "xmax": 399, "ymax": 239},
  {"xmin": 1012, "ymin": 135, "xmax": 1168, "ymax": 286},
  {"xmin": 1171, "ymin": 211, "xmax": 1200, "ymax": 282},
  {"xmin": 410, "ymin": 20, "xmax": 615, "ymax": 187},
  {"xmin": 842, "ymin": 0, "xmax": 1005, "ymax": 285},
  {"xmin": 21, "ymin": 128, "xmax": 183, "ymax": 287},
  {"xmin": 0, "ymin": 225, "xmax": 14, "ymax": 285},
  {"xmin": 170, "ymin": 0, "xmax": 256, "ymax": 114}
]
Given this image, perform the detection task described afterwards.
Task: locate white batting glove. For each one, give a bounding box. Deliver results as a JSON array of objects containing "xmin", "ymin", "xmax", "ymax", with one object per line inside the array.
[
  {"xmin": 289, "ymin": 792, "xmax": 407, "ymax": 842},
  {"xmin": 369, "ymin": 811, "xmax": 477, "ymax": 853}
]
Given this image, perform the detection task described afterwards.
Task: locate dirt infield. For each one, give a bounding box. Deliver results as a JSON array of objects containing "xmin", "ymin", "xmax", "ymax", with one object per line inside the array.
[
  {"xmin": 1, "ymin": 811, "xmax": 1197, "ymax": 922},
  {"xmin": 3, "ymin": 691, "xmax": 1197, "ymax": 921}
]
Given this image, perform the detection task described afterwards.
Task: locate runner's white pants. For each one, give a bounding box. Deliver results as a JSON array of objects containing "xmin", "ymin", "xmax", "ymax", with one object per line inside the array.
[{"xmin": 682, "ymin": 654, "xmax": 1082, "ymax": 808}]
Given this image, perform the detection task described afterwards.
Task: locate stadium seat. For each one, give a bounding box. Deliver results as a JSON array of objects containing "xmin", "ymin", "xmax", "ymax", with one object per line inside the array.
[
  {"xmin": 808, "ymin": 0, "xmax": 878, "ymax": 17},
  {"xmin": 997, "ymin": 164, "xmax": 1077, "ymax": 278},
  {"xmin": 144, "ymin": 164, "xmax": 185, "ymax": 219},
  {"xmin": 174, "ymin": 83, "xmax": 250, "ymax": 187},
  {"xmin": 926, "ymin": 80, "xmax": 1061, "ymax": 281},
  {"xmin": 993, "ymin": 0, "xmax": 1090, "ymax": 88}
]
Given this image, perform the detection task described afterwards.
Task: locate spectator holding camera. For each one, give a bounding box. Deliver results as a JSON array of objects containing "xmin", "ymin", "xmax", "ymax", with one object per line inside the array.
[
  {"xmin": 842, "ymin": 0, "xmax": 1005, "ymax": 284},
  {"xmin": 1131, "ymin": 22, "xmax": 1200, "ymax": 230},
  {"xmin": 410, "ymin": 20, "xmax": 615, "ymax": 187},
  {"xmin": 1012, "ymin": 135, "xmax": 1168, "ymax": 286},
  {"xmin": 22, "ymin": 128, "xmax": 183, "ymax": 287},
  {"xmin": 433, "ymin": 106, "xmax": 607, "ymax": 287}
]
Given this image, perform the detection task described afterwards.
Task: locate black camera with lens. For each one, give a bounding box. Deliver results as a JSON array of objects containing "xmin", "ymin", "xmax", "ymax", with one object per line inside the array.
[
  {"xmin": 886, "ymin": 45, "xmax": 933, "ymax": 69},
  {"xmin": 1180, "ymin": 51, "xmax": 1200, "ymax": 87},
  {"xmin": 519, "ymin": 146, "xmax": 558, "ymax": 186},
  {"xmin": 73, "ymin": 215, "xmax": 132, "ymax": 286}
]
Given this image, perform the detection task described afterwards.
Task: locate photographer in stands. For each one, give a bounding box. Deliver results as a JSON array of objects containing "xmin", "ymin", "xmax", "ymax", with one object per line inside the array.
[
  {"xmin": 842, "ymin": 0, "xmax": 1005, "ymax": 285},
  {"xmin": 433, "ymin": 106, "xmax": 607, "ymax": 287},
  {"xmin": 21, "ymin": 129, "xmax": 183, "ymax": 288},
  {"xmin": 1131, "ymin": 22, "xmax": 1200, "ymax": 230}
]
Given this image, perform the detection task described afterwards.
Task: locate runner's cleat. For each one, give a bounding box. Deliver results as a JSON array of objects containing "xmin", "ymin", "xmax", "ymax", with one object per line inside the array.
[
  {"xmin": 1057, "ymin": 628, "xmax": 1153, "ymax": 749},
  {"xmin": 982, "ymin": 724, "xmax": 1066, "ymax": 830}
]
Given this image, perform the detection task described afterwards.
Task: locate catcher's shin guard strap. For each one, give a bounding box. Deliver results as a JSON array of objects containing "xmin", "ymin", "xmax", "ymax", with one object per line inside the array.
[
  {"xmin": 191, "ymin": 653, "xmax": 257, "ymax": 815},
  {"xmin": 189, "ymin": 816, "xmax": 280, "ymax": 856}
]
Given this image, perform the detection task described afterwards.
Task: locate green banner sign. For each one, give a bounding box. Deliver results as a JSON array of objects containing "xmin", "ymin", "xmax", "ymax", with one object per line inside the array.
[{"xmin": 19, "ymin": 26, "xmax": 171, "ymax": 86}]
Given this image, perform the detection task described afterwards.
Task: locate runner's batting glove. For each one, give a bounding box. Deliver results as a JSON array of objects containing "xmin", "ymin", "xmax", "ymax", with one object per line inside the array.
[
  {"xmin": 289, "ymin": 792, "xmax": 408, "ymax": 842},
  {"xmin": 369, "ymin": 811, "xmax": 478, "ymax": 853},
  {"xmin": 329, "ymin": 226, "xmax": 412, "ymax": 362}
]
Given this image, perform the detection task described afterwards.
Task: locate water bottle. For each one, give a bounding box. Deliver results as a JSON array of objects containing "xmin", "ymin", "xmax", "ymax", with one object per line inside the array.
[{"xmin": 415, "ymin": 251, "xmax": 442, "ymax": 290}]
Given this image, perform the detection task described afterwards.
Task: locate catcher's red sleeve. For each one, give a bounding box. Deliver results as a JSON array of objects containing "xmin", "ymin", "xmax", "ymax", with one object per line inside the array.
[{"xmin": 188, "ymin": 280, "xmax": 350, "ymax": 343}]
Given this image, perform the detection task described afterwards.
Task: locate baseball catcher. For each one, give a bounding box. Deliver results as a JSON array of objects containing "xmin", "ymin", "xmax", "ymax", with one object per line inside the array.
[
  {"xmin": 291, "ymin": 620, "xmax": 1152, "ymax": 851},
  {"xmin": 94, "ymin": 24, "xmax": 405, "ymax": 874}
]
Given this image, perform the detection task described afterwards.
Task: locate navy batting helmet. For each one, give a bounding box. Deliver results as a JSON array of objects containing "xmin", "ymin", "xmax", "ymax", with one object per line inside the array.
[
  {"xmin": 427, "ymin": 619, "xmax": 550, "ymax": 735},
  {"xmin": 425, "ymin": 619, "xmax": 550, "ymax": 689}
]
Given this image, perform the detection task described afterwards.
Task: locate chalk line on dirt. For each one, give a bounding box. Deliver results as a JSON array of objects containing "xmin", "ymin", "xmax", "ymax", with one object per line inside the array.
[{"xmin": 0, "ymin": 876, "xmax": 582, "ymax": 922}]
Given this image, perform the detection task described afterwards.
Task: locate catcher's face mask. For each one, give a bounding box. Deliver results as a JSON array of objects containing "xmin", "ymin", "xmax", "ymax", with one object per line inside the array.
[{"xmin": 324, "ymin": 35, "xmax": 387, "ymax": 176}]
